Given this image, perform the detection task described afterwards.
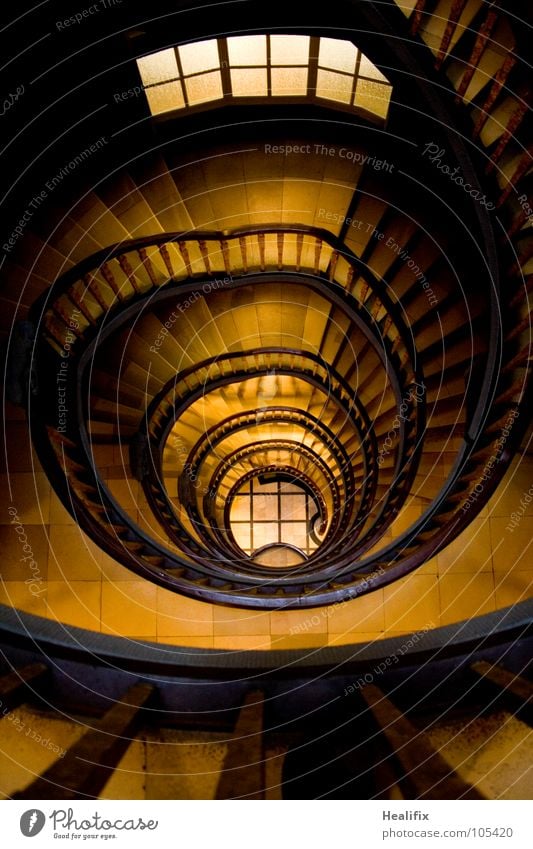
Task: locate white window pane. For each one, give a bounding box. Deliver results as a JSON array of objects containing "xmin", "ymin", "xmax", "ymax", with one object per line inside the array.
[
  {"xmin": 271, "ymin": 67, "xmax": 308, "ymax": 96},
  {"xmin": 228, "ymin": 35, "xmax": 267, "ymax": 66},
  {"xmin": 231, "ymin": 67, "xmax": 268, "ymax": 97},
  {"xmin": 316, "ymin": 68, "xmax": 353, "ymax": 104},
  {"xmin": 318, "ymin": 37, "xmax": 358, "ymax": 74},
  {"xmin": 185, "ymin": 70, "xmax": 223, "ymax": 105},
  {"xmin": 270, "ymin": 35, "xmax": 310, "ymax": 66},
  {"xmin": 179, "ymin": 39, "xmax": 220, "ymax": 76},
  {"xmin": 145, "ymin": 81, "xmax": 185, "ymax": 115},
  {"xmin": 354, "ymin": 78, "xmax": 392, "ymax": 119},
  {"xmin": 137, "ymin": 48, "xmax": 179, "ymax": 86},
  {"xmin": 358, "ymin": 53, "xmax": 389, "ymax": 83}
]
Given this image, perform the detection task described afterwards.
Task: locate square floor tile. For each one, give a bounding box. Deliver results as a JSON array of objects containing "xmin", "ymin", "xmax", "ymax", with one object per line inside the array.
[
  {"xmin": 46, "ymin": 581, "xmax": 101, "ymax": 630},
  {"xmin": 439, "ymin": 573, "xmax": 496, "ymax": 624},
  {"xmin": 0, "ymin": 472, "xmax": 50, "ymax": 524},
  {"xmin": 270, "ymin": 607, "xmax": 329, "ymax": 636},
  {"xmin": 0, "ymin": 524, "xmax": 49, "ymax": 582},
  {"xmin": 494, "ymin": 571, "xmax": 533, "ymax": 608},
  {"xmin": 383, "ymin": 574, "xmax": 440, "ymax": 631},
  {"xmin": 0, "ymin": 581, "xmax": 47, "ymax": 618},
  {"xmin": 487, "ymin": 456, "xmax": 533, "ymax": 518},
  {"xmin": 157, "ymin": 588, "xmax": 213, "ymax": 637},
  {"xmin": 47, "ymin": 526, "xmax": 102, "ymax": 580},
  {"xmin": 490, "ymin": 517, "xmax": 533, "ymax": 572},
  {"xmin": 101, "ymin": 581, "xmax": 157, "ymax": 636},
  {"xmin": 326, "ymin": 590, "xmax": 385, "ymax": 634},
  {"xmin": 213, "ymin": 605, "xmax": 270, "ymax": 636},
  {"xmin": 437, "ymin": 513, "xmax": 493, "ymax": 573}
]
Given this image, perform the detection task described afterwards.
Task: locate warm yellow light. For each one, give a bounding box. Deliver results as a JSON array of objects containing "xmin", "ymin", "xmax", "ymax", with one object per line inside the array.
[
  {"xmin": 138, "ymin": 34, "xmax": 392, "ymax": 120},
  {"xmin": 318, "ymin": 37, "xmax": 358, "ymax": 74},
  {"xmin": 270, "ymin": 35, "xmax": 310, "ymax": 66},
  {"xmin": 178, "ymin": 39, "xmax": 220, "ymax": 75},
  {"xmin": 227, "ymin": 35, "xmax": 267, "ymax": 66},
  {"xmin": 230, "ymin": 67, "xmax": 268, "ymax": 97},
  {"xmin": 231, "ymin": 523, "xmax": 251, "ymax": 550},
  {"xmin": 144, "ymin": 81, "xmax": 185, "ymax": 114},
  {"xmin": 358, "ymin": 53, "xmax": 389, "ymax": 83},
  {"xmin": 137, "ymin": 48, "xmax": 179, "ymax": 86},
  {"xmin": 316, "ymin": 68, "xmax": 353, "ymax": 104},
  {"xmin": 185, "ymin": 71, "xmax": 224, "ymax": 105},
  {"xmin": 271, "ymin": 67, "xmax": 308, "ymax": 96},
  {"xmin": 354, "ymin": 78, "xmax": 392, "ymax": 119},
  {"xmin": 281, "ymin": 522, "xmax": 307, "ymax": 548}
]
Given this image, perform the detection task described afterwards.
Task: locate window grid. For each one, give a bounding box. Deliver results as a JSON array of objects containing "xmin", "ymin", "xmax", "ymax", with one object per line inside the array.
[
  {"xmin": 137, "ymin": 35, "xmax": 392, "ymax": 121},
  {"xmin": 230, "ymin": 478, "xmax": 318, "ymax": 556}
]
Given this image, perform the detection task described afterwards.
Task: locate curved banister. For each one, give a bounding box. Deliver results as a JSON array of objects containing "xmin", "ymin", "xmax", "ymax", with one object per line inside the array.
[{"xmin": 1, "ymin": 600, "xmax": 531, "ymax": 676}]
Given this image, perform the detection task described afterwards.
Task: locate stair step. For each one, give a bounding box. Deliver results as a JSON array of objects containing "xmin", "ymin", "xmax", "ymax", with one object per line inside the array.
[
  {"xmin": 360, "ymin": 683, "xmax": 483, "ymax": 799},
  {"xmin": 14, "ymin": 683, "xmax": 156, "ymax": 800}
]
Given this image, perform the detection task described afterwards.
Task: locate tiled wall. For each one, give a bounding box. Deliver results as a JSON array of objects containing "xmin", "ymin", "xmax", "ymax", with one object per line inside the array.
[{"xmin": 1, "ymin": 402, "xmax": 532, "ymax": 650}]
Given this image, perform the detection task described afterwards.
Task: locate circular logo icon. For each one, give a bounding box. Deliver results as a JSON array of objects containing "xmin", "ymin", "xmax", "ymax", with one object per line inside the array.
[{"xmin": 20, "ymin": 810, "xmax": 46, "ymax": 837}]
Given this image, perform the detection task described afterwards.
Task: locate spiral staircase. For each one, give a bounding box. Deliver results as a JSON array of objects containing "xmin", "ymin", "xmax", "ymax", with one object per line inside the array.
[{"xmin": 0, "ymin": 0, "xmax": 532, "ymax": 799}]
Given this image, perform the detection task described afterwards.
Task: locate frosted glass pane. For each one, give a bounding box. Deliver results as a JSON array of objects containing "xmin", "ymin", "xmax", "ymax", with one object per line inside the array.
[
  {"xmin": 185, "ymin": 71, "xmax": 223, "ymax": 105},
  {"xmin": 316, "ymin": 68, "xmax": 353, "ymax": 104},
  {"xmin": 252, "ymin": 522, "xmax": 279, "ymax": 548},
  {"xmin": 253, "ymin": 494, "xmax": 277, "ymax": 521},
  {"xmin": 358, "ymin": 53, "xmax": 389, "ymax": 83},
  {"xmin": 255, "ymin": 481, "xmax": 278, "ymax": 494},
  {"xmin": 137, "ymin": 48, "xmax": 179, "ymax": 86},
  {"xmin": 179, "ymin": 39, "xmax": 220, "ymax": 76},
  {"xmin": 145, "ymin": 81, "xmax": 185, "ymax": 115},
  {"xmin": 270, "ymin": 34, "xmax": 310, "ymax": 65},
  {"xmin": 271, "ymin": 67, "xmax": 308, "ymax": 96},
  {"xmin": 230, "ymin": 497, "xmax": 250, "ymax": 521},
  {"xmin": 280, "ymin": 522, "xmax": 308, "ymax": 548},
  {"xmin": 354, "ymin": 78, "xmax": 392, "ymax": 118},
  {"xmin": 231, "ymin": 67, "xmax": 268, "ymax": 96},
  {"xmin": 280, "ymin": 493, "xmax": 306, "ymax": 520},
  {"xmin": 228, "ymin": 35, "xmax": 267, "ymax": 66},
  {"xmin": 232, "ymin": 523, "xmax": 251, "ymax": 549},
  {"xmin": 318, "ymin": 37, "xmax": 358, "ymax": 74}
]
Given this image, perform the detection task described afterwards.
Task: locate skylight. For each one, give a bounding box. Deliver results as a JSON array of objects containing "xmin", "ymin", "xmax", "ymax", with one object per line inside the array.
[{"xmin": 136, "ymin": 34, "xmax": 392, "ymax": 121}]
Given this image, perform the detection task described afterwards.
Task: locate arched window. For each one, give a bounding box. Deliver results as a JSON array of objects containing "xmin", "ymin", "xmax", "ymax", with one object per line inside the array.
[{"xmin": 137, "ymin": 34, "xmax": 392, "ymax": 120}]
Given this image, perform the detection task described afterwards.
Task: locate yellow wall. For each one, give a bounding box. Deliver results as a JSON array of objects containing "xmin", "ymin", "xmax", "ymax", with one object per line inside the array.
[{"xmin": 1, "ymin": 400, "xmax": 532, "ymax": 649}]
